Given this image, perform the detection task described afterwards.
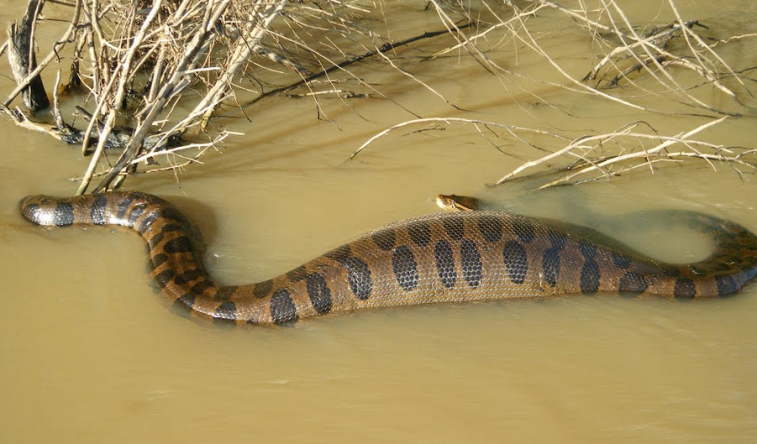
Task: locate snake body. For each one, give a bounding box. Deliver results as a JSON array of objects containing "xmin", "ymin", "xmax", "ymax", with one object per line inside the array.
[{"xmin": 20, "ymin": 192, "xmax": 757, "ymax": 325}]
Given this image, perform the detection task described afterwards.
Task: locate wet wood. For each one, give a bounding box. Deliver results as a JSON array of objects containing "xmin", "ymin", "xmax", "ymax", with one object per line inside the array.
[{"xmin": 7, "ymin": 0, "xmax": 49, "ymax": 112}]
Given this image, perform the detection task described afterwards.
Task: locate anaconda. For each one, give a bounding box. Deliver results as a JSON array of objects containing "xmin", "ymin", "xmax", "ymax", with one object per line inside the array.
[{"xmin": 19, "ymin": 192, "xmax": 757, "ymax": 325}]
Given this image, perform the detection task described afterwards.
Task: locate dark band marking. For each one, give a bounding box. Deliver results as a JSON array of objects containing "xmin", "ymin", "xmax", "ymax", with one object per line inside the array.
[
  {"xmin": 503, "ymin": 240, "xmax": 528, "ymax": 285},
  {"xmin": 214, "ymin": 301, "xmax": 237, "ymax": 321},
  {"xmin": 542, "ymin": 248, "xmax": 561, "ymax": 287},
  {"xmin": 512, "ymin": 218, "xmax": 535, "ymax": 244},
  {"xmin": 91, "ymin": 195, "xmax": 108, "ymax": 226},
  {"xmin": 128, "ymin": 204, "xmax": 147, "ymax": 226},
  {"xmin": 150, "ymin": 252, "xmax": 168, "ymax": 269},
  {"xmin": 163, "ymin": 236, "xmax": 193, "ymax": 253},
  {"xmin": 191, "ymin": 280, "xmax": 213, "ymax": 295},
  {"xmin": 460, "ymin": 239, "xmax": 483, "ymax": 288},
  {"xmin": 345, "ymin": 256, "xmax": 372, "ymax": 300},
  {"xmin": 253, "ymin": 279, "xmax": 273, "ymax": 298},
  {"xmin": 619, "ymin": 271, "xmax": 648, "ymax": 296},
  {"xmin": 442, "ymin": 216, "xmax": 465, "ymax": 241},
  {"xmin": 306, "ymin": 273, "xmax": 332, "ymax": 315},
  {"xmin": 408, "ymin": 221, "xmax": 431, "ymax": 247},
  {"xmin": 116, "ymin": 195, "xmax": 135, "ymax": 220},
  {"xmin": 580, "ymin": 260, "xmax": 601, "ymax": 294},
  {"xmin": 286, "ymin": 265, "xmax": 308, "ymax": 283},
  {"xmin": 547, "ymin": 230, "xmax": 568, "ymax": 250},
  {"xmin": 715, "ymin": 275, "xmax": 737, "ymax": 297},
  {"xmin": 154, "ymin": 269, "xmax": 175, "ymax": 288},
  {"xmin": 174, "ymin": 269, "xmax": 203, "ymax": 285},
  {"xmin": 434, "ymin": 240, "xmax": 456, "ymax": 289},
  {"xmin": 392, "ymin": 245, "xmax": 419, "ymax": 291},
  {"xmin": 372, "ymin": 229, "xmax": 396, "ymax": 251},
  {"xmin": 270, "ymin": 288, "xmax": 298, "ymax": 324},
  {"xmin": 578, "ymin": 240, "xmax": 598, "ymax": 260},
  {"xmin": 161, "ymin": 224, "xmax": 183, "ymax": 233},
  {"xmin": 156, "ymin": 206, "xmax": 186, "ymax": 226},
  {"xmin": 477, "ymin": 215, "xmax": 502, "ymax": 243},
  {"xmin": 214, "ymin": 286, "xmax": 236, "ymax": 301},
  {"xmin": 663, "ymin": 267, "xmax": 682, "ymax": 278},
  {"xmin": 611, "ymin": 251, "xmax": 632, "ymax": 269},
  {"xmin": 673, "ymin": 278, "xmax": 696, "ymax": 300},
  {"xmin": 147, "ymin": 233, "xmax": 165, "ymax": 251},
  {"xmin": 54, "ymin": 203, "xmax": 75, "ymax": 226},
  {"xmin": 138, "ymin": 210, "xmax": 160, "ymax": 233},
  {"xmin": 325, "ymin": 244, "xmax": 351, "ymax": 264}
]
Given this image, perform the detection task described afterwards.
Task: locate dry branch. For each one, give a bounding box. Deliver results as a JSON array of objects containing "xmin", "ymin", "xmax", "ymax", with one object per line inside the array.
[{"xmin": 1, "ymin": 0, "xmax": 755, "ymax": 195}]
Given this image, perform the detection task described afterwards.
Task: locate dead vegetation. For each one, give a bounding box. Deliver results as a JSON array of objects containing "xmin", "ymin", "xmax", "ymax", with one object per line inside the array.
[{"xmin": 2, "ymin": 0, "xmax": 756, "ymax": 192}]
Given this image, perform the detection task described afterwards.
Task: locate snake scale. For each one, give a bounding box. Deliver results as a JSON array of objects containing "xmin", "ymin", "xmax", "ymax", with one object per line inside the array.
[{"xmin": 20, "ymin": 192, "xmax": 757, "ymax": 325}]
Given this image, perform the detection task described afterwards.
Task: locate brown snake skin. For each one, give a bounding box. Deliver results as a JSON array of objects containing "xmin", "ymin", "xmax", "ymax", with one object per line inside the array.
[{"xmin": 20, "ymin": 192, "xmax": 757, "ymax": 325}]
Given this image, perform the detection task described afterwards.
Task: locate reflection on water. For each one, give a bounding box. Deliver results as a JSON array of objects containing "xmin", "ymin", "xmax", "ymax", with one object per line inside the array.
[{"xmin": 1, "ymin": 0, "xmax": 756, "ymax": 443}]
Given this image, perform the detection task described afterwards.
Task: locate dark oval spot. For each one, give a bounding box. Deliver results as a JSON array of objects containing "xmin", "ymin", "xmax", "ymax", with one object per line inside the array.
[
  {"xmin": 91, "ymin": 195, "xmax": 108, "ymax": 226},
  {"xmin": 372, "ymin": 229, "xmax": 396, "ymax": 251},
  {"xmin": 54, "ymin": 203, "xmax": 75, "ymax": 227},
  {"xmin": 174, "ymin": 268, "xmax": 203, "ymax": 285},
  {"xmin": 503, "ymin": 240, "xmax": 528, "ymax": 285},
  {"xmin": 163, "ymin": 236, "xmax": 193, "ymax": 253},
  {"xmin": 611, "ymin": 251, "xmax": 632, "ymax": 269},
  {"xmin": 434, "ymin": 240, "xmax": 456, "ymax": 289},
  {"xmin": 345, "ymin": 257, "xmax": 372, "ymax": 300},
  {"xmin": 408, "ymin": 221, "xmax": 431, "ymax": 247},
  {"xmin": 673, "ymin": 278, "xmax": 696, "ymax": 300},
  {"xmin": 253, "ymin": 279, "xmax": 273, "ymax": 298},
  {"xmin": 214, "ymin": 286, "xmax": 236, "ymax": 300},
  {"xmin": 154, "ymin": 269, "xmax": 175, "ymax": 288},
  {"xmin": 715, "ymin": 275, "xmax": 737, "ymax": 297},
  {"xmin": 618, "ymin": 271, "xmax": 648, "ymax": 296},
  {"xmin": 512, "ymin": 218, "xmax": 535, "ymax": 244},
  {"xmin": 580, "ymin": 260, "xmax": 600, "ymax": 294},
  {"xmin": 477, "ymin": 215, "xmax": 502, "ymax": 243},
  {"xmin": 392, "ymin": 245, "xmax": 419, "ymax": 291},
  {"xmin": 306, "ymin": 273, "xmax": 332, "ymax": 314},
  {"xmin": 442, "ymin": 216, "xmax": 465, "ymax": 241},
  {"xmin": 192, "ymin": 280, "xmax": 213, "ymax": 295},
  {"xmin": 286, "ymin": 265, "xmax": 308, "ymax": 283},
  {"xmin": 270, "ymin": 288, "xmax": 298, "ymax": 324},
  {"xmin": 460, "ymin": 239, "xmax": 483, "ymax": 288},
  {"xmin": 542, "ymin": 248, "xmax": 561, "ymax": 287}
]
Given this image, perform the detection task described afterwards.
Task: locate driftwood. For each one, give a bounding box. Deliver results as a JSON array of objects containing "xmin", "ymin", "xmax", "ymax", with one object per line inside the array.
[{"xmin": 7, "ymin": 0, "xmax": 48, "ymax": 112}]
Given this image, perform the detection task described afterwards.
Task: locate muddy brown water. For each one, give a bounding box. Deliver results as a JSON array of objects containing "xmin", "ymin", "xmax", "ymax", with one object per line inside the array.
[{"xmin": 1, "ymin": 1, "xmax": 756, "ymax": 443}]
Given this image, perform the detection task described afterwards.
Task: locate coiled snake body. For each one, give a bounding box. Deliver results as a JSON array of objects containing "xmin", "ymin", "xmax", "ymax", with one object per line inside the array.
[{"xmin": 20, "ymin": 192, "xmax": 757, "ymax": 325}]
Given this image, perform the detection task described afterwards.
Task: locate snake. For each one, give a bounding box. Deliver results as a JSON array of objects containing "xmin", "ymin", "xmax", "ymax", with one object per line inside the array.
[{"xmin": 19, "ymin": 191, "xmax": 757, "ymax": 325}]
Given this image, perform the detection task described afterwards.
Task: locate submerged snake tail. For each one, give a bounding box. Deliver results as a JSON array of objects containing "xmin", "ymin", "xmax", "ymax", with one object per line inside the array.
[{"xmin": 20, "ymin": 192, "xmax": 757, "ymax": 326}]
